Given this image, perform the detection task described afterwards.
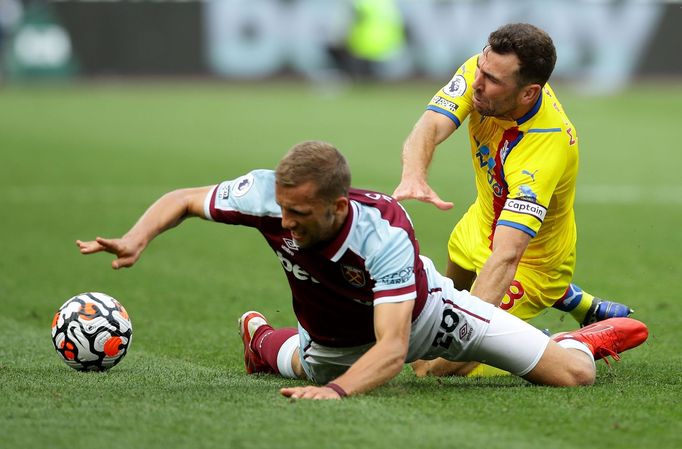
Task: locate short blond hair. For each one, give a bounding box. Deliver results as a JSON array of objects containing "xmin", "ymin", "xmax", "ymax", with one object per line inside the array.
[{"xmin": 275, "ymin": 141, "xmax": 351, "ymax": 202}]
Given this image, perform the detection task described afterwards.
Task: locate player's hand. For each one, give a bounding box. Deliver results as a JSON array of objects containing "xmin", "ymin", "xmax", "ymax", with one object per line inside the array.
[
  {"xmin": 280, "ymin": 385, "xmax": 343, "ymax": 400},
  {"xmin": 76, "ymin": 236, "xmax": 145, "ymax": 269},
  {"xmin": 392, "ymin": 179, "xmax": 454, "ymax": 210}
]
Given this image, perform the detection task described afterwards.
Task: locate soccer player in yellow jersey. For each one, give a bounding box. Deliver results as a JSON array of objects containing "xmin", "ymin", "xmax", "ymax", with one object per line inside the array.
[{"xmin": 393, "ymin": 23, "xmax": 633, "ymax": 377}]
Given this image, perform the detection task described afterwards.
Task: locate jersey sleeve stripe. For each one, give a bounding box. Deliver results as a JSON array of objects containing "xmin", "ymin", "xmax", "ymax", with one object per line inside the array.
[
  {"xmin": 204, "ymin": 185, "xmax": 218, "ymax": 221},
  {"xmin": 374, "ymin": 294, "xmax": 416, "ymax": 306},
  {"xmin": 426, "ymin": 105, "xmax": 462, "ymax": 127},
  {"xmin": 496, "ymin": 220, "xmax": 537, "ymax": 237},
  {"xmin": 527, "ymin": 128, "xmax": 562, "ymax": 133},
  {"xmin": 374, "ymin": 284, "xmax": 416, "ymax": 298}
]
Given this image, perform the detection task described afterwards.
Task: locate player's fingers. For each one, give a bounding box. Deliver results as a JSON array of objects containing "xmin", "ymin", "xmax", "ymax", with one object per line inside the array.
[
  {"xmin": 76, "ymin": 239, "xmax": 105, "ymax": 254},
  {"xmin": 112, "ymin": 256, "xmax": 137, "ymax": 270},
  {"xmin": 305, "ymin": 387, "xmax": 339, "ymax": 400},
  {"xmin": 281, "ymin": 387, "xmax": 337, "ymax": 400},
  {"xmin": 280, "ymin": 387, "xmax": 297, "ymax": 398},
  {"xmin": 297, "ymin": 387, "xmax": 317, "ymax": 399},
  {"xmin": 424, "ymin": 190, "xmax": 454, "ymax": 210},
  {"xmin": 95, "ymin": 237, "xmax": 124, "ymax": 255},
  {"xmin": 431, "ymin": 197, "xmax": 454, "ymax": 210}
]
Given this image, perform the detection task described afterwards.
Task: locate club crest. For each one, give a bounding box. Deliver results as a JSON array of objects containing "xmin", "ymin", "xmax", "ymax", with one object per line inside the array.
[{"xmin": 342, "ymin": 265, "xmax": 366, "ymax": 288}]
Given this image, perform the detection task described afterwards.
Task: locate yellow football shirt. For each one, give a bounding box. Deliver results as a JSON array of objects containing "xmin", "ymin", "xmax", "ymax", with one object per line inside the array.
[{"xmin": 428, "ymin": 54, "xmax": 579, "ymax": 272}]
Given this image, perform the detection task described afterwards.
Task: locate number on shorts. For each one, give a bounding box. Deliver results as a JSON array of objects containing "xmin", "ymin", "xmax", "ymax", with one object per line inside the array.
[
  {"xmin": 431, "ymin": 307, "xmax": 460, "ymax": 348},
  {"xmin": 501, "ymin": 279, "xmax": 524, "ymax": 310}
]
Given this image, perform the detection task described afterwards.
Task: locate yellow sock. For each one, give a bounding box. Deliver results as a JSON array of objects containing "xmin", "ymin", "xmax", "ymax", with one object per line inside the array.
[
  {"xmin": 570, "ymin": 290, "xmax": 595, "ymax": 323},
  {"xmin": 553, "ymin": 284, "xmax": 597, "ymax": 324},
  {"xmin": 466, "ymin": 364, "xmax": 510, "ymax": 377}
]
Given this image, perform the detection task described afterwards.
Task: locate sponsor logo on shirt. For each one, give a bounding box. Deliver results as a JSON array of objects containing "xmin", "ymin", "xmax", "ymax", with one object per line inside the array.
[
  {"xmin": 232, "ymin": 173, "xmax": 254, "ymax": 197},
  {"xmin": 500, "ymin": 140, "xmax": 510, "ymax": 162},
  {"xmin": 283, "ymin": 238, "xmax": 299, "ymax": 252},
  {"xmin": 518, "ymin": 184, "xmax": 538, "ymax": 202},
  {"xmin": 377, "ymin": 267, "xmax": 413, "ymax": 285},
  {"xmin": 276, "ymin": 251, "xmax": 319, "ymax": 283},
  {"xmin": 459, "ymin": 322, "xmax": 472, "ymax": 341},
  {"xmin": 475, "ymin": 144, "xmax": 505, "ymax": 198},
  {"xmin": 442, "ymin": 74, "xmax": 467, "ymax": 97},
  {"xmin": 431, "ymin": 95, "xmax": 459, "ymax": 113},
  {"xmin": 503, "ymin": 198, "xmax": 546, "ymax": 222},
  {"xmin": 218, "ymin": 184, "xmax": 231, "ymax": 200},
  {"xmin": 521, "ymin": 169, "xmax": 538, "ymax": 182}
]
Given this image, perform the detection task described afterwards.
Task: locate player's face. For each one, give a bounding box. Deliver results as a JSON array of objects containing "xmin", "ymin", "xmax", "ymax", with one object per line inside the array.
[
  {"xmin": 275, "ymin": 181, "xmax": 348, "ymax": 249},
  {"xmin": 471, "ymin": 48, "xmax": 526, "ymax": 119}
]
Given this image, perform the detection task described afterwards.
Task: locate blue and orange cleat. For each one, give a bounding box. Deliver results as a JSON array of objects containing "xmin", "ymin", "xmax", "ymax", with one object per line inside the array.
[
  {"xmin": 582, "ymin": 297, "xmax": 633, "ymax": 326},
  {"xmin": 553, "ymin": 317, "xmax": 648, "ymax": 363},
  {"xmin": 238, "ymin": 311, "xmax": 274, "ymax": 374}
]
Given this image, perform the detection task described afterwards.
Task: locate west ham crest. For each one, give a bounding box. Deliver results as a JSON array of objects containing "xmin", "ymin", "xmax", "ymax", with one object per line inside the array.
[{"xmin": 342, "ymin": 265, "xmax": 366, "ymax": 288}]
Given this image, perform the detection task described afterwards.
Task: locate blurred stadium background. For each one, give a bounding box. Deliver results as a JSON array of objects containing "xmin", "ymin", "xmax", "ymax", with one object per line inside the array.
[{"xmin": 1, "ymin": 0, "xmax": 680, "ymax": 87}]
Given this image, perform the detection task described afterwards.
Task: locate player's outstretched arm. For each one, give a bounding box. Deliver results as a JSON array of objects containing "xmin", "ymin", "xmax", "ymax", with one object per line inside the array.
[
  {"xmin": 393, "ymin": 110, "xmax": 457, "ymax": 210},
  {"xmin": 76, "ymin": 186, "xmax": 214, "ymax": 269},
  {"xmin": 280, "ymin": 300, "xmax": 414, "ymax": 400},
  {"xmin": 471, "ymin": 225, "xmax": 531, "ymax": 305}
]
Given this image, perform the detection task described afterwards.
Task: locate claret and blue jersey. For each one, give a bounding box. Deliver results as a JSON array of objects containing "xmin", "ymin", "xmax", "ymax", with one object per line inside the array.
[{"xmin": 203, "ymin": 169, "xmax": 427, "ymax": 348}]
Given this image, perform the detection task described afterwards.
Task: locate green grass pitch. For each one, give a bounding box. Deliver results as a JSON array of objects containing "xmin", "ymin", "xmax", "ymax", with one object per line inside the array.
[{"xmin": 1, "ymin": 80, "xmax": 681, "ymax": 449}]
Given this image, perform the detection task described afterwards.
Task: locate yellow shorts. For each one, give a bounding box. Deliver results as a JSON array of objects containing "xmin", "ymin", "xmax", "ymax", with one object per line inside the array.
[{"xmin": 447, "ymin": 213, "xmax": 575, "ymax": 321}]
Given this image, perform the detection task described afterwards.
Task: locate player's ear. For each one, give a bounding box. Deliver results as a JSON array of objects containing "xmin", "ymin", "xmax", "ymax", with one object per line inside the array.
[
  {"xmin": 520, "ymin": 84, "xmax": 542, "ymax": 106},
  {"xmin": 333, "ymin": 196, "xmax": 349, "ymax": 215}
]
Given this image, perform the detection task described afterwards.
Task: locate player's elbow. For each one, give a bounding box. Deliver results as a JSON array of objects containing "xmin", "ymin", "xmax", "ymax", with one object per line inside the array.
[
  {"xmin": 163, "ymin": 188, "xmax": 205, "ymax": 219},
  {"xmin": 385, "ymin": 343, "xmax": 409, "ymax": 376}
]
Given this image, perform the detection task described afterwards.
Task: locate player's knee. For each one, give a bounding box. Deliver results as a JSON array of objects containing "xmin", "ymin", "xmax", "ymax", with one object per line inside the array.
[
  {"xmin": 561, "ymin": 363, "xmax": 596, "ymax": 386},
  {"xmin": 526, "ymin": 344, "xmax": 596, "ymax": 386},
  {"xmin": 526, "ymin": 362, "xmax": 595, "ymax": 386},
  {"xmin": 553, "ymin": 352, "xmax": 596, "ymax": 386},
  {"xmin": 560, "ymin": 346, "xmax": 597, "ymax": 386},
  {"xmin": 555, "ymin": 367, "xmax": 595, "ymax": 387},
  {"xmin": 291, "ymin": 349, "xmax": 307, "ymax": 379}
]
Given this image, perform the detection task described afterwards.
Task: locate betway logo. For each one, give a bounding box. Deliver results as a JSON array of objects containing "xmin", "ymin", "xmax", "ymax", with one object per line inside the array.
[
  {"xmin": 503, "ymin": 198, "xmax": 547, "ymax": 222},
  {"xmin": 276, "ymin": 251, "xmax": 320, "ymax": 283}
]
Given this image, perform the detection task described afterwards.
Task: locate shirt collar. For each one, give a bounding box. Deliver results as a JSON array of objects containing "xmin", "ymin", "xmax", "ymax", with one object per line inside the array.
[
  {"xmin": 516, "ymin": 89, "xmax": 543, "ymax": 126},
  {"xmin": 319, "ymin": 200, "xmax": 356, "ymax": 261}
]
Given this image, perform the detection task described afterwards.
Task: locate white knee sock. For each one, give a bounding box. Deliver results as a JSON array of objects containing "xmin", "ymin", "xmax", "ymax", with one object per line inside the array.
[
  {"xmin": 557, "ymin": 338, "xmax": 596, "ymax": 369},
  {"xmin": 276, "ymin": 334, "xmax": 300, "ymax": 378}
]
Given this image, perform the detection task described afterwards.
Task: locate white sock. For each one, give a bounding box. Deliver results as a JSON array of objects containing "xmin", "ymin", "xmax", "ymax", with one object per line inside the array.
[
  {"xmin": 276, "ymin": 334, "xmax": 300, "ymax": 378},
  {"xmin": 557, "ymin": 338, "xmax": 596, "ymax": 369}
]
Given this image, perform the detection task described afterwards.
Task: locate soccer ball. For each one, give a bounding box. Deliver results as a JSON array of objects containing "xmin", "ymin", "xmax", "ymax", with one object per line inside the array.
[{"xmin": 51, "ymin": 292, "xmax": 133, "ymax": 371}]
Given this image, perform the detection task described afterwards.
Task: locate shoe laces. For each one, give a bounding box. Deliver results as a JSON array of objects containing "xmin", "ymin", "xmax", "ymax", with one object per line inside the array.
[{"xmin": 594, "ymin": 347, "xmax": 621, "ymax": 366}]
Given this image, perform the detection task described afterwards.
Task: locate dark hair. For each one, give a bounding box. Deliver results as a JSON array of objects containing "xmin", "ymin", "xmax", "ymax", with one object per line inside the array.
[
  {"xmin": 488, "ymin": 23, "xmax": 556, "ymax": 87},
  {"xmin": 275, "ymin": 141, "xmax": 351, "ymax": 202}
]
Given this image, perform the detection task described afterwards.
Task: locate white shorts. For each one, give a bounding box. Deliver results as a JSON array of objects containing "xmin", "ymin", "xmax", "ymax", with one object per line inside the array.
[
  {"xmin": 298, "ymin": 256, "xmax": 550, "ymax": 383},
  {"xmin": 457, "ymin": 307, "xmax": 550, "ymax": 376}
]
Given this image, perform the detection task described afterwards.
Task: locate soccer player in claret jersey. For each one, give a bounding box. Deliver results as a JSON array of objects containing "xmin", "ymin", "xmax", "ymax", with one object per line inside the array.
[
  {"xmin": 393, "ymin": 23, "xmax": 633, "ymax": 377},
  {"xmin": 77, "ymin": 141, "xmax": 648, "ymax": 399}
]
